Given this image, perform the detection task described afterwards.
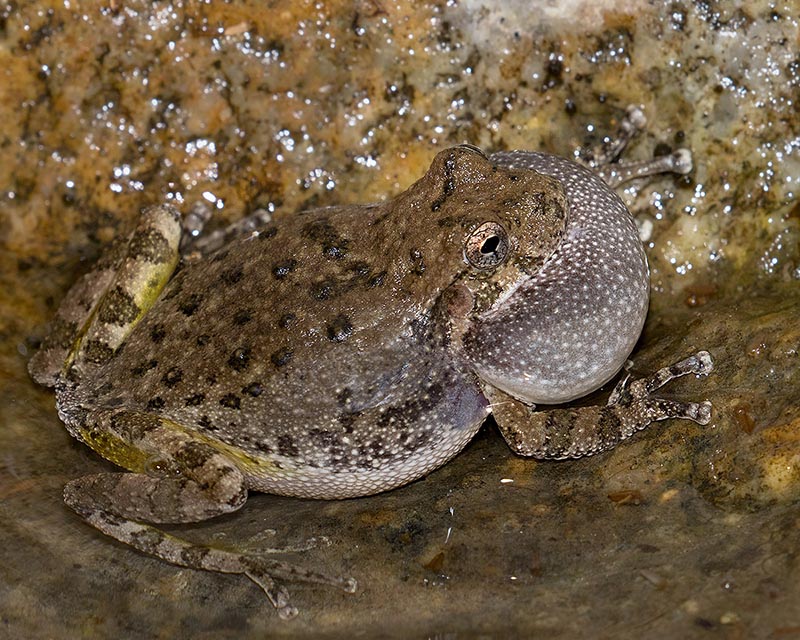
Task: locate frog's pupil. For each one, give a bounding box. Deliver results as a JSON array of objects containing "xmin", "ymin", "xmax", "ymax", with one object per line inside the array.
[{"xmin": 481, "ymin": 235, "xmax": 500, "ymax": 254}]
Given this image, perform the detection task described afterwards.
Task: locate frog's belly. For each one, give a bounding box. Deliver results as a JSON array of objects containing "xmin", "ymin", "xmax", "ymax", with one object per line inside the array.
[
  {"xmin": 103, "ymin": 346, "xmax": 491, "ymax": 499},
  {"xmin": 228, "ymin": 368, "xmax": 490, "ymax": 499}
]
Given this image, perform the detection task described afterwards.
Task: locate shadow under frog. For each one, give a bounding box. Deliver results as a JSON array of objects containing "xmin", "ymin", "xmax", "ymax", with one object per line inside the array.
[{"xmin": 29, "ymin": 131, "xmax": 712, "ymax": 618}]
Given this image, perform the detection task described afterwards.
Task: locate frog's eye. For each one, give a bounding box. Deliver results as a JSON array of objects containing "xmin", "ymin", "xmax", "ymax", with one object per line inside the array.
[{"xmin": 464, "ymin": 222, "xmax": 510, "ymax": 270}]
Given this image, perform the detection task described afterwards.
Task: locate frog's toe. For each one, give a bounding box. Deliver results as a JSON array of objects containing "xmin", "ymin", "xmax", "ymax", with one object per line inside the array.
[
  {"xmin": 644, "ymin": 398, "xmax": 713, "ymax": 425},
  {"xmin": 692, "ymin": 350, "xmax": 714, "ymax": 375},
  {"xmin": 278, "ymin": 604, "xmax": 300, "ymax": 621},
  {"xmin": 694, "ymin": 399, "xmax": 713, "ymax": 425},
  {"xmin": 343, "ymin": 577, "xmax": 358, "ymax": 593},
  {"xmin": 244, "ymin": 568, "xmax": 297, "ymax": 618},
  {"xmin": 606, "ymin": 351, "xmax": 715, "ymax": 428}
]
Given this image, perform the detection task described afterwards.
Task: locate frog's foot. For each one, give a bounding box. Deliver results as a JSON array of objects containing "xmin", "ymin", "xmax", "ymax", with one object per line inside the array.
[
  {"xmin": 490, "ymin": 351, "xmax": 714, "ymax": 460},
  {"xmin": 608, "ymin": 350, "xmax": 713, "ymax": 423},
  {"xmin": 64, "ymin": 469, "xmax": 356, "ymax": 618},
  {"xmin": 596, "ymin": 148, "xmax": 693, "ymax": 189},
  {"xmin": 180, "ymin": 201, "xmax": 274, "ymax": 259},
  {"xmin": 577, "ymin": 104, "xmax": 693, "ymax": 189},
  {"xmin": 64, "ymin": 480, "xmax": 355, "ymax": 619},
  {"xmin": 244, "ymin": 558, "xmax": 358, "ymax": 619}
]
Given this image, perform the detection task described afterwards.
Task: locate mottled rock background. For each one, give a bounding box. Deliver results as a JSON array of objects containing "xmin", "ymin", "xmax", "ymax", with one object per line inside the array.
[{"xmin": 1, "ymin": 0, "xmax": 798, "ymax": 637}]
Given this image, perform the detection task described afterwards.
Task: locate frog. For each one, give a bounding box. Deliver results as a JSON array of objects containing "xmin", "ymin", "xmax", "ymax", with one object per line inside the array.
[{"xmin": 29, "ymin": 118, "xmax": 713, "ymax": 618}]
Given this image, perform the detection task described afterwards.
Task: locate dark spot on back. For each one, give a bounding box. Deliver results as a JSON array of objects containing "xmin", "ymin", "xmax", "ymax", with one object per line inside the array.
[
  {"xmin": 255, "ymin": 441, "xmax": 273, "ymax": 454},
  {"xmin": 197, "ymin": 415, "xmax": 216, "ymax": 430},
  {"xmin": 337, "ymin": 412, "xmax": 359, "ymax": 433},
  {"xmin": 196, "ymin": 334, "xmax": 211, "ymax": 346},
  {"xmin": 185, "ymin": 393, "xmax": 206, "ymax": 406},
  {"xmin": 228, "ymin": 347, "xmax": 251, "ymax": 372},
  {"xmin": 150, "ymin": 324, "xmax": 166, "ymax": 343},
  {"xmin": 278, "ymin": 312, "xmax": 296, "ymax": 329},
  {"xmin": 220, "ymin": 266, "xmax": 244, "ymax": 284},
  {"xmin": 132, "ymin": 359, "xmax": 158, "ymax": 377},
  {"xmin": 179, "ymin": 293, "xmax": 203, "ymax": 316},
  {"xmin": 346, "ymin": 260, "xmax": 371, "ymax": 280},
  {"xmin": 82, "ymin": 339, "xmax": 115, "ymax": 364},
  {"xmin": 368, "ymin": 271, "xmax": 386, "ymax": 287},
  {"xmin": 277, "ymin": 434, "xmax": 299, "ymax": 457},
  {"xmin": 308, "ymin": 428, "xmax": 339, "ymax": 449},
  {"xmin": 327, "ymin": 314, "xmax": 353, "ymax": 342},
  {"xmin": 323, "ymin": 242, "xmax": 349, "ymax": 260},
  {"xmin": 233, "ymin": 309, "xmax": 252, "ymax": 325},
  {"xmin": 271, "ymin": 347, "xmax": 293, "ymax": 368},
  {"xmin": 409, "ymin": 248, "xmax": 425, "ymax": 275},
  {"xmin": 272, "ymin": 259, "xmax": 298, "ymax": 279},
  {"xmin": 243, "ymin": 382, "xmax": 264, "ymax": 397},
  {"xmin": 174, "ymin": 441, "xmax": 215, "ymax": 468},
  {"xmin": 310, "ymin": 278, "xmax": 336, "ymax": 300},
  {"xmin": 146, "ymin": 397, "xmax": 165, "ymax": 411},
  {"xmin": 161, "ymin": 367, "xmax": 183, "ymax": 388},
  {"xmin": 219, "ymin": 394, "xmax": 241, "ymax": 410}
]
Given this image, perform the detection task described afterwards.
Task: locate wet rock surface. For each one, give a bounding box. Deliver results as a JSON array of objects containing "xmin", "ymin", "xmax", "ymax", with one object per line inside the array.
[{"xmin": 1, "ymin": 1, "xmax": 798, "ymax": 637}]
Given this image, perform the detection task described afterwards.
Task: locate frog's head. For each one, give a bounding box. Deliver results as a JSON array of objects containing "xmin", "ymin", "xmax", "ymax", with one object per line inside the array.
[
  {"xmin": 452, "ymin": 152, "xmax": 650, "ymax": 405},
  {"xmin": 401, "ymin": 144, "xmax": 571, "ymax": 309}
]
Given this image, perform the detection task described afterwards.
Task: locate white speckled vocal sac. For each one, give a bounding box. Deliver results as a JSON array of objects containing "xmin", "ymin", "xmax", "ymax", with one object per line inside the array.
[{"xmin": 29, "ymin": 139, "xmax": 713, "ymax": 618}]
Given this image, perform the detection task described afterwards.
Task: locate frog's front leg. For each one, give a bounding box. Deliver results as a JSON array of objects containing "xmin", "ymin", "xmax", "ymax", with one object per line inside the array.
[
  {"xmin": 179, "ymin": 201, "xmax": 274, "ymax": 257},
  {"xmin": 489, "ymin": 352, "xmax": 713, "ymax": 459},
  {"xmin": 64, "ymin": 409, "xmax": 355, "ymax": 619},
  {"xmin": 578, "ymin": 105, "xmax": 693, "ymax": 188}
]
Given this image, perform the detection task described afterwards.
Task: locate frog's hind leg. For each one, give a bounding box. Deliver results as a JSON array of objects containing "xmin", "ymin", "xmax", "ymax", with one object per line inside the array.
[
  {"xmin": 490, "ymin": 351, "xmax": 713, "ymax": 460},
  {"xmin": 61, "ymin": 408, "xmax": 356, "ymax": 618},
  {"xmin": 29, "ymin": 205, "xmax": 182, "ymax": 386}
]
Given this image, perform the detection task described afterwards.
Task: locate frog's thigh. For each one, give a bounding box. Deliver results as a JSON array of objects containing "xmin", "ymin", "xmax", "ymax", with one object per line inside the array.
[
  {"xmin": 28, "ymin": 236, "xmax": 130, "ymax": 386},
  {"xmin": 70, "ymin": 206, "xmax": 182, "ymax": 376},
  {"xmin": 29, "ymin": 205, "xmax": 182, "ymax": 385},
  {"xmin": 490, "ymin": 352, "xmax": 714, "ymax": 459},
  {"xmin": 66, "ymin": 410, "xmax": 247, "ymax": 523}
]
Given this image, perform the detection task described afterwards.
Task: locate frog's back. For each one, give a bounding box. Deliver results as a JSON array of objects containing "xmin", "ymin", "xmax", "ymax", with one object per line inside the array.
[{"xmin": 69, "ymin": 200, "xmax": 487, "ymax": 497}]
